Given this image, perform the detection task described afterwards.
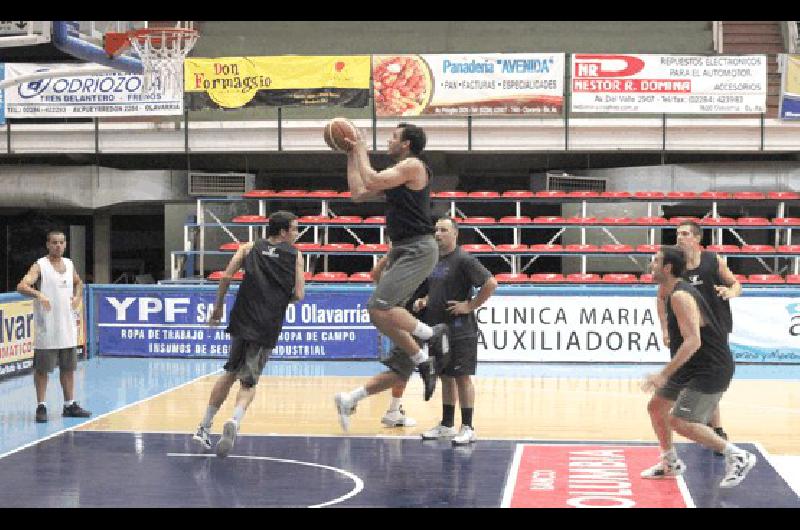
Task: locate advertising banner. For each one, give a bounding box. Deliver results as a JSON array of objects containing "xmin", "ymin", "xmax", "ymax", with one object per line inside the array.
[
  {"xmin": 1, "ymin": 63, "xmax": 4, "ymax": 124},
  {"xmin": 571, "ymin": 54, "xmax": 767, "ymax": 114},
  {"xmin": 3, "ymin": 63, "xmax": 183, "ymax": 117},
  {"xmin": 96, "ymin": 288, "xmax": 378, "ymax": 360},
  {"xmin": 372, "ymin": 53, "xmax": 564, "ymax": 116},
  {"xmin": 184, "ymin": 56, "xmax": 371, "ymax": 110},
  {"xmin": 728, "ymin": 298, "xmax": 800, "ymax": 362},
  {"xmin": 779, "ymin": 54, "xmax": 800, "ymax": 120},
  {"xmin": 0, "ymin": 299, "xmax": 34, "ymax": 380}
]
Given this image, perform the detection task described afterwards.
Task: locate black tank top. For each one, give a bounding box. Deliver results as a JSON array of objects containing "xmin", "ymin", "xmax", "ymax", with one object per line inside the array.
[
  {"xmin": 683, "ymin": 251, "xmax": 733, "ymax": 333},
  {"xmin": 384, "ymin": 159, "xmax": 434, "ymax": 242},
  {"xmin": 666, "ymin": 280, "xmax": 734, "ymax": 393},
  {"xmin": 227, "ymin": 239, "xmax": 297, "ymax": 348}
]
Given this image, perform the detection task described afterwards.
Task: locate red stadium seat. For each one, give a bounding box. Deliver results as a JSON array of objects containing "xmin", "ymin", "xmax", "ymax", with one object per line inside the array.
[
  {"xmin": 669, "ymin": 217, "xmax": 702, "ymax": 225},
  {"xmin": 568, "ymin": 191, "xmax": 600, "ymax": 198},
  {"xmin": 634, "ymin": 191, "xmax": 665, "ymax": 199},
  {"xmin": 348, "ymin": 272, "xmax": 374, "ymax": 282},
  {"xmin": 737, "ymin": 217, "xmax": 770, "ymax": 226},
  {"xmin": 600, "ymin": 244, "xmax": 634, "ymax": 253},
  {"xmin": 207, "ymin": 271, "xmax": 244, "ymax": 281},
  {"xmin": 533, "ymin": 216, "xmax": 566, "ymax": 224},
  {"xmin": 564, "ymin": 217, "xmax": 598, "ymax": 225},
  {"xmin": 535, "ymin": 191, "xmax": 569, "ymax": 198},
  {"xmin": 768, "ymin": 191, "xmax": 800, "ymax": 200},
  {"xmin": 363, "ymin": 216, "xmax": 386, "ymax": 224},
  {"xmin": 639, "ymin": 274, "xmax": 654, "ymax": 283},
  {"xmin": 219, "ymin": 242, "xmax": 243, "ymax": 251},
  {"xmin": 733, "ymin": 192, "xmax": 766, "ymax": 200},
  {"xmin": 298, "ymin": 215, "xmax": 330, "ymax": 224},
  {"xmin": 565, "ymin": 244, "xmax": 599, "ymax": 252},
  {"xmin": 499, "ymin": 216, "xmax": 532, "ymax": 224},
  {"xmin": 747, "ymin": 274, "xmax": 784, "ymax": 284},
  {"xmin": 599, "ymin": 217, "xmax": 633, "ymax": 225},
  {"xmin": 667, "ymin": 191, "xmax": 698, "ymax": 199},
  {"xmin": 706, "ymin": 244, "xmax": 740, "ymax": 253},
  {"xmin": 502, "ymin": 190, "xmax": 534, "ymax": 198},
  {"xmin": 786, "ymin": 275, "xmax": 800, "ymax": 284},
  {"xmin": 636, "ymin": 244, "xmax": 660, "ymax": 253},
  {"xmin": 634, "ymin": 217, "xmax": 669, "ymax": 225},
  {"xmin": 700, "ymin": 191, "xmax": 731, "ymax": 200},
  {"xmin": 304, "ymin": 271, "xmax": 313, "ymax": 281},
  {"xmin": 242, "ymin": 189, "xmax": 276, "ymax": 198},
  {"xmin": 312, "ymin": 272, "xmax": 348, "ymax": 282},
  {"xmin": 601, "ymin": 273, "xmax": 638, "ymax": 283},
  {"xmin": 771, "ymin": 217, "xmax": 800, "ymax": 226},
  {"xmin": 777, "ymin": 245, "xmax": 800, "ymax": 254},
  {"xmin": 494, "ymin": 273, "xmax": 532, "ymax": 283},
  {"xmin": 275, "ymin": 189, "xmax": 307, "ymax": 197},
  {"xmin": 321, "ymin": 243, "xmax": 355, "ymax": 251},
  {"xmin": 740, "ymin": 245, "xmax": 775, "ymax": 253},
  {"xmin": 529, "ymin": 273, "xmax": 565, "ymax": 282},
  {"xmin": 468, "ymin": 191, "xmax": 500, "ymax": 198},
  {"xmin": 529, "ymin": 244, "xmax": 562, "ymax": 253},
  {"xmin": 337, "ymin": 191, "xmax": 352, "ymax": 198},
  {"xmin": 601, "ymin": 191, "xmax": 632, "ymax": 198},
  {"xmin": 305, "ymin": 190, "xmax": 340, "ymax": 198},
  {"xmin": 700, "ymin": 217, "xmax": 736, "ymax": 226},
  {"xmin": 356, "ymin": 243, "xmax": 389, "ymax": 252},
  {"xmin": 294, "ymin": 242, "xmax": 323, "ymax": 251},
  {"xmin": 734, "ymin": 274, "xmax": 748, "ymax": 283},
  {"xmin": 495, "ymin": 244, "xmax": 529, "ymax": 252},
  {"xmin": 328, "ymin": 216, "xmax": 363, "ymax": 224},
  {"xmin": 565, "ymin": 273, "xmax": 602, "ymax": 283},
  {"xmin": 232, "ymin": 215, "xmax": 267, "ymax": 223},
  {"xmin": 459, "ymin": 217, "xmax": 496, "ymax": 225},
  {"xmin": 462, "ymin": 244, "xmax": 494, "ymax": 253},
  {"xmin": 434, "ymin": 191, "xmax": 469, "ymax": 199}
]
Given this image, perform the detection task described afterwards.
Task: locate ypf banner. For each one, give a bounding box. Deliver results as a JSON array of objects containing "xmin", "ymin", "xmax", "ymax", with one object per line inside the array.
[
  {"xmin": 373, "ymin": 53, "xmax": 564, "ymax": 116},
  {"xmin": 779, "ymin": 54, "xmax": 800, "ymax": 120},
  {"xmin": 184, "ymin": 56, "xmax": 371, "ymax": 110},
  {"xmin": 3, "ymin": 63, "xmax": 183, "ymax": 117},
  {"xmin": 571, "ymin": 54, "xmax": 767, "ymax": 114}
]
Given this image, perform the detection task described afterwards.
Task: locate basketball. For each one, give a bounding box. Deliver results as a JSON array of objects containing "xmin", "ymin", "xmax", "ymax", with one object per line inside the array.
[{"xmin": 324, "ymin": 117, "xmax": 359, "ymax": 152}]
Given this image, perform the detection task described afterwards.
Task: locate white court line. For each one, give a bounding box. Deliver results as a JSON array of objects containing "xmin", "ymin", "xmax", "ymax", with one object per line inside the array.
[
  {"xmin": 752, "ymin": 441, "xmax": 800, "ymax": 497},
  {"xmin": 676, "ymin": 476, "xmax": 696, "ymax": 508},
  {"xmin": 0, "ymin": 368, "xmax": 223, "ymax": 462},
  {"xmin": 167, "ymin": 453, "xmax": 364, "ymax": 508},
  {"xmin": 500, "ymin": 443, "xmax": 524, "ymax": 508}
]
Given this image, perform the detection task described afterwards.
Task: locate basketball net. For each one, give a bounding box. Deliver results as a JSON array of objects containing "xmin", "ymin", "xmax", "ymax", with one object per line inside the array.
[{"xmin": 128, "ymin": 27, "xmax": 198, "ymax": 99}]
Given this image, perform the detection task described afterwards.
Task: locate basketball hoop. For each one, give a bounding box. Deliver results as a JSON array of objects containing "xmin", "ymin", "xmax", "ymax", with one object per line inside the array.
[{"xmin": 104, "ymin": 24, "xmax": 198, "ymax": 98}]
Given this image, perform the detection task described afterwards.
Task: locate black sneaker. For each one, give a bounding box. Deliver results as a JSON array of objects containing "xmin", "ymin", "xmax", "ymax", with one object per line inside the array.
[
  {"xmin": 713, "ymin": 426, "xmax": 728, "ymax": 456},
  {"xmin": 418, "ymin": 360, "xmax": 437, "ymax": 401},
  {"xmin": 35, "ymin": 404, "xmax": 47, "ymax": 423},
  {"xmin": 428, "ymin": 323, "xmax": 451, "ymax": 363},
  {"xmin": 63, "ymin": 402, "xmax": 92, "ymax": 418}
]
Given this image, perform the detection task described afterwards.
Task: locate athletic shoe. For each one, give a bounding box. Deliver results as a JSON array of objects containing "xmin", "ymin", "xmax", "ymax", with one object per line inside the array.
[
  {"xmin": 712, "ymin": 426, "xmax": 728, "ymax": 456},
  {"xmin": 640, "ymin": 458, "xmax": 686, "ymax": 479},
  {"xmin": 418, "ymin": 360, "xmax": 437, "ymax": 401},
  {"xmin": 720, "ymin": 451, "xmax": 756, "ymax": 488},
  {"xmin": 62, "ymin": 402, "xmax": 91, "ymax": 418},
  {"xmin": 192, "ymin": 425, "xmax": 213, "ymax": 450},
  {"xmin": 421, "ymin": 423, "xmax": 458, "ymax": 440},
  {"xmin": 334, "ymin": 392, "xmax": 357, "ymax": 432},
  {"xmin": 35, "ymin": 404, "xmax": 47, "ymax": 423},
  {"xmin": 428, "ymin": 323, "xmax": 450, "ymax": 362},
  {"xmin": 381, "ymin": 406, "xmax": 417, "ymax": 427},
  {"xmin": 215, "ymin": 419, "xmax": 238, "ymax": 458},
  {"xmin": 452, "ymin": 425, "xmax": 477, "ymax": 446}
]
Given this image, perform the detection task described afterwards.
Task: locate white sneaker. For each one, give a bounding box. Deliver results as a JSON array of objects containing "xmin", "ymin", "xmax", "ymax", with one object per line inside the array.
[
  {"xmin": 640, "ymin": 458, "xmax": 686, "ymax": 479},
  {"xmin": 192, "ymin": 424, "xmax": 212, "ymax": 450},
  {"xmin": 452, "ymin": 425, "xmax": 477, "ymax": 446},
  {"xmin": 421, "ymin": 423, "xmax": 458, "ymax": 440},
  {"xmin": 334, "ymin": 392, "xmax": 357, "ymax": 432},
  {"xmin": 720, "ymin": 451, "xmax": 757, "ymax": 488},
  {"xmin": 381, "ymin": 406, "xmax": 417, "ymax": 427},
  {"xmin": 215, "ymin": 419, "xmax": 238, "ymax": 458}
]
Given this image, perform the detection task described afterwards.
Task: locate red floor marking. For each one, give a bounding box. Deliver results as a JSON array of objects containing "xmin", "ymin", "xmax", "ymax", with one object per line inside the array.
[{"xmin": 508, "ymin": 444, "xmax": 688, "ymax": 508}]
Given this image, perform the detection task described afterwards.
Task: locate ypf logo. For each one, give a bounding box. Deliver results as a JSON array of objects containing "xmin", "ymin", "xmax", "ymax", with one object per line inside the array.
[
  {"xmin": 787, "ymin": 303, "xmax": 800, "ymax": 337},
  {"xmin": 17, "ymin": 69, "xmax": 52, "ymax": 98}
]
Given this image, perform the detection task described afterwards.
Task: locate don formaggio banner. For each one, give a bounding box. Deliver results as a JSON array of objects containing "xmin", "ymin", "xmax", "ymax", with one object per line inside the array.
[{"xmin": 183, "ymin": 56, "xmax": 371, "ymax": 110}]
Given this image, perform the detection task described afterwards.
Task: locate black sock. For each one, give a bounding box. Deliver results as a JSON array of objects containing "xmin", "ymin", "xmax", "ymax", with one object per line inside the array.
[
  {"xmin": 461, "ymin": 407, "xmax": 473, "ymax": 428},
  {"xmin": 442, "ymin": 404, "xmax": 455, "ymax": 427}
]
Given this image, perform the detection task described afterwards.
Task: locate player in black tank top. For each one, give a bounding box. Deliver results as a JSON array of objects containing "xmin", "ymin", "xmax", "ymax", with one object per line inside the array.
[
  {"xmin": 192, "ymin": 211, "xmax": 305, "ymax": 456},
  {"xmin": 643, "ymin": 246, "xmax": 756, "ymax": 488}
]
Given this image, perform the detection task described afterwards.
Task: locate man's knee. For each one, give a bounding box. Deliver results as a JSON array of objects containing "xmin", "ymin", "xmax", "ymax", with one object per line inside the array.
[
  {"xmin": 669, "ymin": 415, "xmax": 688, "ymax": 432},
  {"xmin": 647, "ymin": 395, "xmax": 670, "ymax": 415}
]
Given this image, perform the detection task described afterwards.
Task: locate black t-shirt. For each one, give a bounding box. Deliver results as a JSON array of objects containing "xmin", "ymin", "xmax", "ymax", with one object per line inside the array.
[
  {"xmin": 384, "ymin": 159, "xmax": 434, "ymax": 242},
  {"xmin": 227, "ymin": 239, "xmax": 297, "ymax": 348},
  {"xmin": 666, "ymin": 280, "xmax": 735, "ymax": 393},
  {"xmin": 418, "ymin": 247, "xmax": 492, "ymax": 339},
  {"xmin": 683, "ymin": 250, "xmax": 733, "ymax": 334}
]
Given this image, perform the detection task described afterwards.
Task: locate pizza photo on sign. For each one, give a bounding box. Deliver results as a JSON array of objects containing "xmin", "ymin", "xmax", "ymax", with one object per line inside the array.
[{"xmin": 373, "ymin": 55, "xmax": 433, "ymax": 116}]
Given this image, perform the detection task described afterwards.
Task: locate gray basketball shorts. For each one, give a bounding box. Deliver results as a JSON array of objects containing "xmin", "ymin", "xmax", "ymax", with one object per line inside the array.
[
  {"xmin": 380, "ymin": 343, "xmax": 416, "ymax": 380},
  {"xmin": 223, "ymin": 336, "xmax": 272, "ymax": 387},
  {"xmin": 368, "ymin": 234, "xmax": 438, "ymax": 311},
  {"xmin": 657, "ymin": 376, "xmax": 724, "ymax": 424},
  {"xmin": 33, "ymin": 348, "xmax": 78, "ymax": 374}
]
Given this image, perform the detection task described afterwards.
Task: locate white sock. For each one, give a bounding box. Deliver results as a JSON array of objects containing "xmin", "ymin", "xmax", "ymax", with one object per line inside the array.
[
  {"xmin": 348, "ymin": 387, "xmax": 368, "ymax": 403},
  {"xmin": 232, "ymin": 405, "xmax": 246, "ymax": 426},
  {"xmin": 201, "ymin": 405, "xmax": 219, "ymax": 429},
  {"xmin": 723, "ymin": 443, "xmax": 744, "ymax": 457},
  {"xmin": 389, "ymin": 397, "xmax": 402, "ymax": 412},
  {"xmin": 64, "ymin": 400, "xmax": 75, "ymax": 407},
  {"xmin": 661, "ymin": 447, "xmax": 678, "ymax": 462},
  {"xmin": 410, "ymin": 345, "xmax": 429, "ymax": 366},
  {"xmin": 38, "ymin": 401, "xmax": 47, "ymax": 407},
  {"xmin": 412, "ymin": 321, "xmax": 433, "ymax": 340}
]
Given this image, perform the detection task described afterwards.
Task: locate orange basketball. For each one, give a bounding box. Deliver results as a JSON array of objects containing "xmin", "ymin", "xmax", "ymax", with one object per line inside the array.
[{"xmin": 324, "ymin": 117, "xmax": 358, "ymax": 152}]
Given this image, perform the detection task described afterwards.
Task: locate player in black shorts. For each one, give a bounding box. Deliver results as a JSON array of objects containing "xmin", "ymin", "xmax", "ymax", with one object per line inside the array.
[
  {"xmin": 642, "ymin": 246, "xmax": 755, "ymax": 488},
  {"xmin": 192, "ymin": 211, "xmax": 305, "ymax": 457},
  {"xmin": 413, "ymin": 217, "xmax": 498, "ymax": 445}
]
